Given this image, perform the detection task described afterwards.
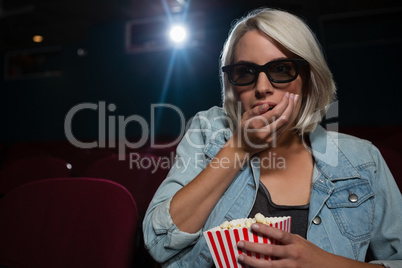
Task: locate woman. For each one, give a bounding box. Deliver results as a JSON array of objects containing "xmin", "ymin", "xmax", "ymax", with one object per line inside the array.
[{"xmin": 143, "ymin": 8, "xmax": 402, "ymax": 267}]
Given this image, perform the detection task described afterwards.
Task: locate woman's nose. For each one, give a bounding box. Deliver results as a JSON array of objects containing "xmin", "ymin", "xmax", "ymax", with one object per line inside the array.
[{"xmin": 254, "ymin": 72, "xmax": 273, "ymax": 98}]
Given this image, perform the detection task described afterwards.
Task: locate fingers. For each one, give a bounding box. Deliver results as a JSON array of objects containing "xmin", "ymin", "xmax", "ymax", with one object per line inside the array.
[
  {"xmin": 236, "ymin": 224, "xmax": 295, "ymax": 259},
  {"xmin": 242, "ymin": 102, "xmax": 271, "ymax": 121},
  {"xmin": 243, "ymin": 92, "xmax": 299, "ymax": 131},
  {"xmin": 238, "ymin": 239, "xmax": 289, "ymax": 260},
  {"xmin": 241, "ymin": 93, "xmax": 299, "ymax": 148},
  {"xmin": 235, "ymin": 92, "xmax": 299, "ymax": 154},
  {"xmin": 238, "ymin": 253, "xmax": 291, "ymax": 268},
  {"xmin": 267, "ymin": 93, "xmax": 298, "ymax": 133},
  {"xmin": 237, "ymin": 224, "xmax": 333, "ymax": 267},
  {"xmin": 251, "ymin": 223, "xmax": 294, "ymax": 245}
]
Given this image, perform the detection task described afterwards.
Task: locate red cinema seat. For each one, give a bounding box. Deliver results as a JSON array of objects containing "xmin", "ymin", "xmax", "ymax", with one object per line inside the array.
[
  {"xmin": 0, "ymin": 156, "xmax": 72, "ymax": 195},
  {"xmin": 0, "ymin": 177, "xmax": 138, "ymax": 268},
  {"xmin": 83, "ymin": 153, "xmax": 169, "ymax": 215},
  {"xmin": 376, "ymin": 145, "xmax": 402, "ymax": 192}
]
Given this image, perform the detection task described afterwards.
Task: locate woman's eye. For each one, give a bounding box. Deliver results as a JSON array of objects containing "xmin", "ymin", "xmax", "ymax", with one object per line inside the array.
[
  {"xmin": 272, "ymin": 64, "xmax": 291, "ymax": 73},
  {"xmin": 236, "ymin": 66, "xmax": 255, "ymax": 76}
]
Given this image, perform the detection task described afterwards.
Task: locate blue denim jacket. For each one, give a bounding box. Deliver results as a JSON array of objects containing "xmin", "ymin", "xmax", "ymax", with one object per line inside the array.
[{"xmin": 143, "ymin": 107, "xmax": 402, "ymax": 268}]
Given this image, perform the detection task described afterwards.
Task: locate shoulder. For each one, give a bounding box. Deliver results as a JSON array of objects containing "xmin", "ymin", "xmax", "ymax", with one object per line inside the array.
[
  {"xmin": 332, "ymin": 131, "xmax": 385, "ymax": 161},
  {"xmin": 190, "ymin": 106, "xmax": 230, "ymax": 129},
  {"xmin": 329, "ymin": 130, "xmax": 375, "ymax": 153},
  {"xmin": 311, "ymin": 125, "xmax": 376, "ymax": 155},
  {"xmin": 187, "ymin": 106, "xmax": 233, "ymax": 139},
  {"xmin": 176, "ymin": 106, "xmax": 232, "ymax": 154},
  {"xmin": 310, "ymin": 126, "xmax": 381, "ymax": 173},
  {"xmin": 195, "ymin": 106, "xmax": 226, "ymax": 117}
]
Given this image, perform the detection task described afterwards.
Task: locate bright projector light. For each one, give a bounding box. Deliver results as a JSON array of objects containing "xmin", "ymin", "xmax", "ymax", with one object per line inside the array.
[{"xmin": 169, "ymin": 25, "xmax": 187, "ymax": 43}]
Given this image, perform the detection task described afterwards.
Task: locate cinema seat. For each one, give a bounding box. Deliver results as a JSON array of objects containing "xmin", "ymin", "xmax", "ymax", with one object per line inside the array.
[
  {"xmin": 0, "ymin": 156, "xmax": 72, "ymax": 195},
  {"xmin": 83, "ymin": 153, "xmax": 169, "ymax": 215},
  {"xmin": 0, "ymin": 177, "xmax": 138, "ymax": 268}
]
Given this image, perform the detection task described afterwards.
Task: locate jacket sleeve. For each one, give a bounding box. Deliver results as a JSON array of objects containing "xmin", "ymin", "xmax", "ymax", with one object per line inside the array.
[
  {"xmin": 368, "ymin": 145, "xmax": 402, "ymax": 267},
  {"xmin": 142, "ymin": 112, "xmax": 212, "ymax": 263}
]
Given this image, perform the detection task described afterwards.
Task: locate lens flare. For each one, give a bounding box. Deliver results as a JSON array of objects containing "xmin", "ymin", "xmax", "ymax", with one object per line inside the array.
[{"xmin": 169, "ymin": 25, "xmax": 187, "ymax": 43}]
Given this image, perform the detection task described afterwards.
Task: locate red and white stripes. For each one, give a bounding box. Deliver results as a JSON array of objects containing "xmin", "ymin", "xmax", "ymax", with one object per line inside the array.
[{"xmin": 204, "ymin": 216, "xmax": 291, "ymax": 268}]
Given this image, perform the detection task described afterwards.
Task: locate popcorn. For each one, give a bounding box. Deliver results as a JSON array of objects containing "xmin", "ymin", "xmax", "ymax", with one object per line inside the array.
[
  {"xmin": 245, "ymin": 219, "xmax": 253, "ymax": 227},
  {"xmin": 219, "ymin": 221, "xmax": 230, "ymax": 229},
  {"xmin": 204, "ymin": 214, "xmax": 291, "ymax": 268},
  {"xmin": 218, "ymin": 213, "xmax": 273, "ymax": 229},
  {"xmin": 254, "ymin": 213, "xmax": 265, "ymax": 224}
]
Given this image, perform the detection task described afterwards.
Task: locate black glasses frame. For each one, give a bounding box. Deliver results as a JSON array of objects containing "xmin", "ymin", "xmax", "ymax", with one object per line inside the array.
[{"xmin": 222, "ymin": 58, "xmax": 308, "ymax": 86}]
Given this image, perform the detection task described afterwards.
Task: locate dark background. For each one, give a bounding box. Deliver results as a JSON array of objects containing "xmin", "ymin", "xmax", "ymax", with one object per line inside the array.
[{"xmin": 1, "ymin": 0, "xmax": 401, "ymax": 144}]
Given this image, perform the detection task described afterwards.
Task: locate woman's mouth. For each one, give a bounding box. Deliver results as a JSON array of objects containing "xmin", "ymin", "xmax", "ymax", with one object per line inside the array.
[{"xmin": 254, "ymin": 102, "xmax": 276, "ymax": 110}]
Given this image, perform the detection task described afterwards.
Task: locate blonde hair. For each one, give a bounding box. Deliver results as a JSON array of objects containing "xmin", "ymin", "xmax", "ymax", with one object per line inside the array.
[{"xmin": 220, "ymin": 8, "xmax": 336, "ymax": 134}]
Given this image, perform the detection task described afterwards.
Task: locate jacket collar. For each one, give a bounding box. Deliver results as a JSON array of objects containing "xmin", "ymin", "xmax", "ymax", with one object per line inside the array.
[
  {"xmin": 309, "ymin": 125, "xmax": 361, "ymax": 181},
  {"xmin": 203, "ymin": 123, "xmax": 362, "ymax": 181}
]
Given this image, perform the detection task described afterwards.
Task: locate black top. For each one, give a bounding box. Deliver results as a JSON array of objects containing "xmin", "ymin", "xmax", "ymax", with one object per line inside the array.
[
  {"xmin": 211, "ymin": 182, "xmax": 310, "ymax": 267},
  {"xmin": 248, "ymin": 181, "xmax": 309, "ymax": 238}
]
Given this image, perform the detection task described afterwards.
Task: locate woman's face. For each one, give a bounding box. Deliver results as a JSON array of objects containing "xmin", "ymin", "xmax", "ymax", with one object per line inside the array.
[{"xmin": 233, "ymin": 30, "xmax": 304, "ymax": 124}]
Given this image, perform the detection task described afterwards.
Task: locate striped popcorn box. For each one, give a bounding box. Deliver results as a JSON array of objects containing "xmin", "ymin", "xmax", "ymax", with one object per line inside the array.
[{"xmin": 203, "ymin": 216, "xmax": 291, "ymax": 268}]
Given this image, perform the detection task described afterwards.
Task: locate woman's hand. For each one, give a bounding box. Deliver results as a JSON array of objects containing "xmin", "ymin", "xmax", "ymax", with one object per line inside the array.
[
  {"xmin": 237, "ymin": 223, "xmax": 383, "ymax": 268},
  {"xmin": 230, "ymin": 92, "xmax": 299, "ymax": 157}
]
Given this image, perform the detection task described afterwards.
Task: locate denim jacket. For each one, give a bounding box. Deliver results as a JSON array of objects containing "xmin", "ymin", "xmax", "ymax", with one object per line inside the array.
[{"xmin": 143, "ymin": 106, "xmax": 402, "ymax": 268}]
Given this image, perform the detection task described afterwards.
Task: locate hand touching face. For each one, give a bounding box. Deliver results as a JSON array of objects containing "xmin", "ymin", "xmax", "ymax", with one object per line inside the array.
[{"xmin": 229, "ymin": 30, "xmax": 304, "ymax": 154}]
